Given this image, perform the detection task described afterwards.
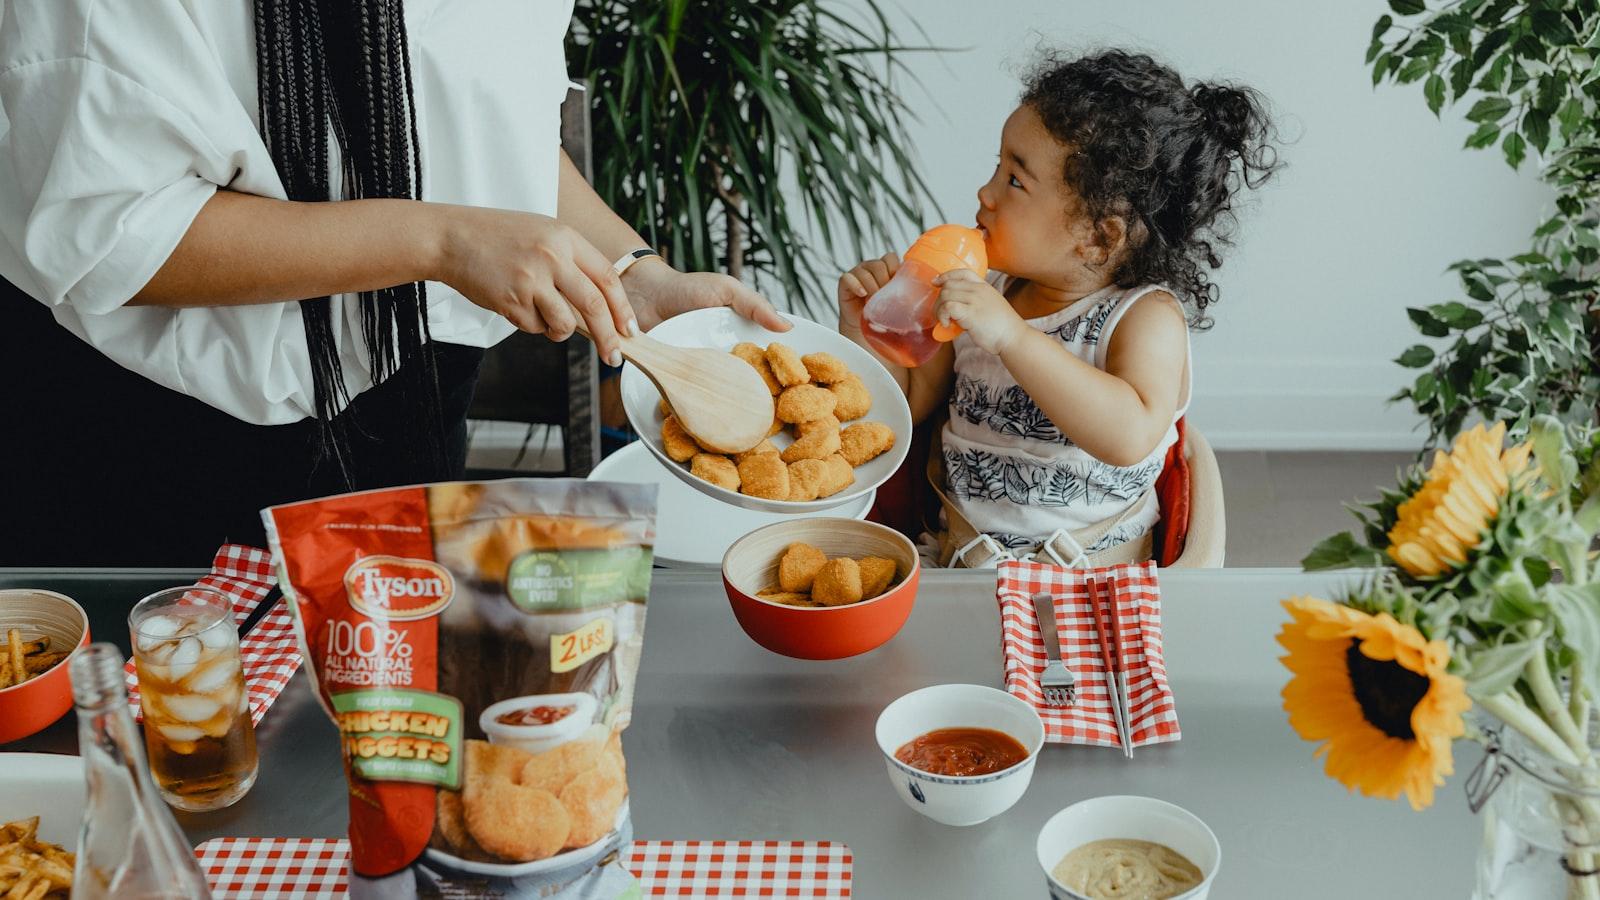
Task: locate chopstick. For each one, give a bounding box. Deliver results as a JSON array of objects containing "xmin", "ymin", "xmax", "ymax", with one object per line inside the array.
[{"xmin": 1086, "ymin": 575, "xmax": 1133, "ymax": 759}]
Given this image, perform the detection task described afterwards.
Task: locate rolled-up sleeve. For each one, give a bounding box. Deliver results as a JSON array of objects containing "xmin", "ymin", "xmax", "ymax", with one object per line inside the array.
[{"xmin": 0, "ymin": 57, "xmax": 222, "ymax": 314}]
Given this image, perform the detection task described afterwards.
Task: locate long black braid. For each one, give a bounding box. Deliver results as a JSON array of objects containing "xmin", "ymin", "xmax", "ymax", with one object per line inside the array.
[{"xmin": 254, "ymin": 0, "xmax": 444, "ymax": 484}]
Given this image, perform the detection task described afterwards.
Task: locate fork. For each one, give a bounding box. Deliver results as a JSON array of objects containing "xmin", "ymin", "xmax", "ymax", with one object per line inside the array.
[{"xmin": 1032, "ymin": 592, "xmax": 1075, "ymax": 707}]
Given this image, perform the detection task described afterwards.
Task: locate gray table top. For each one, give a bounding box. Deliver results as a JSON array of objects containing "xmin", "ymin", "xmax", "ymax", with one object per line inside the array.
[{"xmin": 5, "ymin": 567, "xmax": 1479, "ymax": 898}]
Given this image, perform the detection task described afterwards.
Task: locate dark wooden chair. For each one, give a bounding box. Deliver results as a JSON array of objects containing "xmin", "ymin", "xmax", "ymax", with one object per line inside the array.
[{"xmin": 464, "ymin": 85, "xmax": 601, "ymax": 477}]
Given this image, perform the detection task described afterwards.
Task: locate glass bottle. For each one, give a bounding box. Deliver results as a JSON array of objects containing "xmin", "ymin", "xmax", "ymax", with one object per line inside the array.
[{"xmin": 70, "ymin": 642, "xmax": 214, "ymax": 899}]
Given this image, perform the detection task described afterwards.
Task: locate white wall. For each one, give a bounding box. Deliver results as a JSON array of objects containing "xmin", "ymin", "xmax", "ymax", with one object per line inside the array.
[{"xmin": 784, "ymin": 0, "xmax": 1552, "ymax": 450}]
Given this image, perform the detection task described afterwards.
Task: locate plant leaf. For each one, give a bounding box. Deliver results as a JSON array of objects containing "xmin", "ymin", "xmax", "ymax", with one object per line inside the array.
[
  {"xmin": 1502, "ymin": 129, "xmax": 1526, "ymax": 169},
  {"xmin": 1462, "ymin": 638, "xmax": 1542, "ymax": 697},
  {"xmin": 1302, "ymin": 532, "xmax": 1385, "ymax": 571},
  {"xmin": 1424, "ymin": 73, "xmax": 1446, "ymax": 115},
  {"xmin": 1466, "ymin": 96, "xmax": 1512, "ymax": 122},
  {"xmin": 1397, "ymin": 344, "xmax": 1436, "ymax": 367},
  {"xmin": 1548, "ymin": 584, "xmax": 1600, "ymax": 694},
  {"xmin": 1389, "ymin": 0, "xmax": 1425, "ymax": 14}
]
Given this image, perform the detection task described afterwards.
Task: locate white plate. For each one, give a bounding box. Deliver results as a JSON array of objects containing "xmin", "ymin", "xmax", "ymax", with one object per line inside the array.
[
  {"xmin": 620, "ymin": 309, "xmax": 912, "ymax": 514},
  {"xmin": 0, "ymin": 752, "xmax": 85, "ymax": 845},
  {"xmin": 589, "ymin": 442, "xmax": 875, "ymax": 568},
  {"xmin": 423, "ymin": 800, "xmax": 629, "ymax": 878}
]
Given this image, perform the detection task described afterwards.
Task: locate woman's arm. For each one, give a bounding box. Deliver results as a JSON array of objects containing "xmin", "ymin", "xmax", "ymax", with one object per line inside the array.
[
  {"xmin": 554, "ymin": 151, "xmax": 788, "ymax": 334},
  {"xmin": 936, "ymin": 270, "xmax": 1187, "ymax": 466},
  {"xmin": 133, "ymin": 187, "xmax": 638, "ymax": 364}
]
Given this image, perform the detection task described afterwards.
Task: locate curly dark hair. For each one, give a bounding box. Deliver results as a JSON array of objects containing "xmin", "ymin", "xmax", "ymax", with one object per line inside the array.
[{"xmin": 1021, "ymin": 49, "xmax": 1280, "ymax": 329}]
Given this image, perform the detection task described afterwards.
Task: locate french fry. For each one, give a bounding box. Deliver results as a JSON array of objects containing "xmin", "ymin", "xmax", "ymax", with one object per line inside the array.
[
  {"xmin": 0, "ymin": 666, "xmax": 12, "ymax": 691},
  {"xmin": 0, "ymin": 818, "xmax": 72, "ymax": 899},
  {"xmin": 6, "ymin": 630, "xmax": 24, "ymax": 686},
  {"xmin": 22, "ymin": 653, "xmax": 66, "ymax": 676}
]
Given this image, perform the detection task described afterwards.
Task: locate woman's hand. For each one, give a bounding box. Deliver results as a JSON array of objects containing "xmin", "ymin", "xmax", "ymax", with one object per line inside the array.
[
  {"xmin": 435, "ymin": 206, "xmax": 635, "ymax": 365},
  {"xmin": 934, "ymin": 268, "xmax": 1027, "ymax": 354},
  {"xmin": 837, "ymin": 252, "xmax": 900, "ymax": 336},
  {"xmin": 620, "ymin": 258, "xmax": 790, "ymax": 334}
]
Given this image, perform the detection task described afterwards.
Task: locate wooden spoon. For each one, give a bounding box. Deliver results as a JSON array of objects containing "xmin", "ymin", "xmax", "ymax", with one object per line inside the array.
[{"xmin": 581, "ymin": 324, "xmax": 775, "ymax": 453}]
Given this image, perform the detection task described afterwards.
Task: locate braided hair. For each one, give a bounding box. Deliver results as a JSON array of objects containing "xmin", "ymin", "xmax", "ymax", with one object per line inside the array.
[
  {"xmin": 254, "ymin": 0, "xmax": 442, "ymax": 482},
  {"xmin": 1021, "ymin": 50, "xmax": 1281, "ymax": 329}
]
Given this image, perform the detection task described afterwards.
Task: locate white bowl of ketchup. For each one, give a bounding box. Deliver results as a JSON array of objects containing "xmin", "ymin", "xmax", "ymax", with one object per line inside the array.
[
  {"xmin": 875, "ymin": 683, "xmax": 1045, "ymax": 826},
  {"xmin": 480, "ymin": 691, "xmax": 597, "ymax": 755}
]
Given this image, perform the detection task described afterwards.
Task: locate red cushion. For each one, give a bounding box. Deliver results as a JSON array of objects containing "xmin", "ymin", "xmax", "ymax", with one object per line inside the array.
[{"xmin": 1152, "ymin": 417, "xmax": 1191, "ymax": 567}]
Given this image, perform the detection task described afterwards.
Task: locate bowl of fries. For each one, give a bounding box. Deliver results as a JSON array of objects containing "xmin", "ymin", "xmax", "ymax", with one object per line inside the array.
[{"xmin": 0, "ymin": 590, "xmax": 89, "ymax": 743}]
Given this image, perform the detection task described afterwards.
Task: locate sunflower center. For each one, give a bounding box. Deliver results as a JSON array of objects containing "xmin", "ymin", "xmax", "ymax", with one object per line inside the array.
[{"xmin": 1345, "ymin": 642, "xmax": 1428, "ymax": 741}]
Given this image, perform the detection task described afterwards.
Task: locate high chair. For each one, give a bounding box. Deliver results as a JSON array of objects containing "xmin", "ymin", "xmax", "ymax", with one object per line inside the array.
[{"xmin": 867, "ymin": 417, "xmax": 1226, "ymax": 568}]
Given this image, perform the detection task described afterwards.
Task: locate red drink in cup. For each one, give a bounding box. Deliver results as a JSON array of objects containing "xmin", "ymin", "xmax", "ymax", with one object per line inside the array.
[{"xmin": 862, "ymin": 225, "xmax": 988, "ymax": 367}]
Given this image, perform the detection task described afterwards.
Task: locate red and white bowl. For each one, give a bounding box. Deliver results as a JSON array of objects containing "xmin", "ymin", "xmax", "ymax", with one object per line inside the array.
[{"xmin": 0, "ymin": 589, "xmax": 90, "ymax": 743}]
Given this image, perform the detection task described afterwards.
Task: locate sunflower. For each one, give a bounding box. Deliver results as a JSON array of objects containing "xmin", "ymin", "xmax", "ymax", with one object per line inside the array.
[
  {"xmin": 1386, "ymin": 422, "xmax": 1532, "ymax": 578},
  {"xmin": 1278, "ymin": 596, "xmax": 1470, "ymax": 810}
]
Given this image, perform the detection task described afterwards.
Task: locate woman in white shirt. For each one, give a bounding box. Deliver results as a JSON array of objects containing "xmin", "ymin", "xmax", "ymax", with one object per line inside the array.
[{"xmin": 0, "ymin": 0, "xmax": 787, "ymax": 565}]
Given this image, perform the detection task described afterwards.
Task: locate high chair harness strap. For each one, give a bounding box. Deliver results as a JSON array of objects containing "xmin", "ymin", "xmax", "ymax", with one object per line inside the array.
[{"xmin": 924, "ymin": 419, "xmax": 1154, "ymax": 569}]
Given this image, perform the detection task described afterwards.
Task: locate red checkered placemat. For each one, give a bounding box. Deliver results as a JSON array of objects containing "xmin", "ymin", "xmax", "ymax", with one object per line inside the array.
[
  {"xmin": 996, "ymin": 559, "xmax": 1181, "ymax": 749},
  {"xmin": 194, "ymin": 839, "xmax": 853, "ymax": 898},
  {"xmin": 126, "ymin": 544, "xmax": 300, "ymax": 726}
]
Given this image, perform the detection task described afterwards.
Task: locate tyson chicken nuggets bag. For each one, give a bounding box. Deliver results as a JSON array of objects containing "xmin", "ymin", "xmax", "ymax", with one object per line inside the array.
[{"xmin": 264, "ymin": 479, "xmax": 656, "ymax": 898}]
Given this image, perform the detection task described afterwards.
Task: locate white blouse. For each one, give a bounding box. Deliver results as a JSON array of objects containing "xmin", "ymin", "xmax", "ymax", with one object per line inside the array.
[{"xmin": 0, "ymin": 0, "xmax": 576, "ymax": 425}]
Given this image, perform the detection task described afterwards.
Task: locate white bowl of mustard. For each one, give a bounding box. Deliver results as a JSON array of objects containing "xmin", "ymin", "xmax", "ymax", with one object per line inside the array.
[{"xmin": 1036, "ymin": 795, "xmax": 1220, "ymax": 900}]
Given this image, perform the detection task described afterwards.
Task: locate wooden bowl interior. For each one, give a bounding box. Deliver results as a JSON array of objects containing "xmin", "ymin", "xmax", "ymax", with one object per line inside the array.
[
  {"xmin": 725, "ymin": 519, "xmax": 918, "ymax": 603},
  {"xmin": 0, "ymin": 590, "xmax": 87, "ymax": 694}
]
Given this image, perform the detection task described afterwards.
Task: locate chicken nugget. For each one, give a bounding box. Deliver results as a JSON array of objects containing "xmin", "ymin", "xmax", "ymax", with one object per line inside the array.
[
  {"xmin": 465, "ymin": 738, "xmax": 534, "ymax": 784},
  {"xmin": 781, "ymin": 426, "xmax": 842, "ymax": 463},
  {"xmin": 802, "ymin": 351, "xmax": 852, "ymax": 384},
  {"xmin": 691, "ymin": 453, "xmax": 740, "ymax": 491},
  {"xmin": 817, "ymin": 453, "xmax": 856, "ymax": 497},
  {"xmin": 662, "ymin": 415, "xmax": 703, "ymax": 462},
  {"xmin": 757, "ymin": 589, "xmax": 816, "ymax": 606},
  {"xmin": 436, "ymin": 790, "xmax": 496, "ymax": 861},
  {"xmin": 858, "ymin": 556, "xmax": 898, "ymax": 598},
  {"xmin": 737, "ymin": 452, "xmax": 790, "ymax": 500},
  {"xmin": 829, "ymin": 374, "xmax": 872, "ymax": 421},
  {"xmin": 769, "ymin": 414, "xmax": 785, "ymax": 437},
  {"xmin": 776, "ymin": 384, "xmax": 838, "ymax": 424},
  {"xmin": 840, "ymin": 421, "xmax": 896, "ymax": 466},
  {"xmin": 812, "ymin": 558, "xmax": 864, "ymax": 606},
  {"xmin": 732, "ymin": 342, "xmax": 783, "ymax": 394},
  {"xmin": 605, "ymin": 729, "xmax": 627, "ymax": 781},
  {"xmin": 765, "ymin": 343, "xmax": 810, "ymax": 387},
  {"xmin": 659, "ymin": 396, "xmax": 673, "ymax": 418},
  {"xmin": 733, "ymin": 438, "xmax": 779, "ymax": 464},
  {"xmin": 778, "ymin": 542, "xmax": 828, "ymax": 592},
  {"xmin": 464, "ymin": 779, "xmax": 571, "ymax": 861},
  {"xmin": 560, "ymin": 753, "xmax": 627, "ymax": 849},
  {"xmin": 787, "ymin": 459, "xmax": 826, "ymax": 501},
  {"xmin": 520, "ymin": 736, "xmax": 605, "ymax": 793},
  {"xmin": 795, "ymin": 415, "xmax": 841, "ymax": 438}
]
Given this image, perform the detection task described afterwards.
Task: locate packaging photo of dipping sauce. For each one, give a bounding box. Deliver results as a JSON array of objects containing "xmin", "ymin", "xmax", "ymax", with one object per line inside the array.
[{"xmin": 264, "ymin": 479, "xmax": 656, "ymax": 898}]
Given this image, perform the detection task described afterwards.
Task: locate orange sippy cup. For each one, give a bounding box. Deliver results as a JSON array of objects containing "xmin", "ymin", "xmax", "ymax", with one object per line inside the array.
[{"xmin": 860, "ymin": 225, "xmax": 988, "ymax": 368}]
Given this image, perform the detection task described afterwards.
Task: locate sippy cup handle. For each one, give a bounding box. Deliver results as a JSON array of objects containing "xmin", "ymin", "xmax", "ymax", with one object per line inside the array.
[{"xmin": 931, "ymin": 321, "xmax": 962, "ymax": 342}]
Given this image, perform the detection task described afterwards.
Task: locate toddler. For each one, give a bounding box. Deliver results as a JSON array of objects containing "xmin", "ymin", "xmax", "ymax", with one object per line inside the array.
[{"xmin": 840, "ymin": 50, "xmax": 1279, "ymax": 567}]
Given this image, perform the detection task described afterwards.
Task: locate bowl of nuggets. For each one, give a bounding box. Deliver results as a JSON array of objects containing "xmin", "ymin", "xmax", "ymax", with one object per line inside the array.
[
  {"xmin": 427, "ymin": 723, "xmax": 630, "ymax": 877},
  {"xmin": 0, "ymin": 590, "xmax": 89, "ymax": 744},
  {"xmin": 722, "ymin": 517, "xmax": 920, "ymax": 660},
  {"xmin": 620, "ymin": 308, "xmax": 912, "ymax": 514}
]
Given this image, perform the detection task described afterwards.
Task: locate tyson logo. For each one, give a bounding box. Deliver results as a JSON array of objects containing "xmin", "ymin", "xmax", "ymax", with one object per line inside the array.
[{"xmin": 344, "ymin": 556, "xmax": 455, "ymax": 620}]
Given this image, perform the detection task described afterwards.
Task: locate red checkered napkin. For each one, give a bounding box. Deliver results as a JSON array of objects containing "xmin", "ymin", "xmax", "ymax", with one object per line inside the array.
[
  {"xmin": 996, "ymin": 559, "xmax": 1180, "ymax": 749},
  {"xmin": 193, "ymin": 839, "xmax": 854, "ymax": 898},
  {"xmin": 126, "ymin": 544, "xmax": 300, "ymax": 726},
  {"xmin": 625, "ymin": 841, "xmax": 853, "ymax": 898}
]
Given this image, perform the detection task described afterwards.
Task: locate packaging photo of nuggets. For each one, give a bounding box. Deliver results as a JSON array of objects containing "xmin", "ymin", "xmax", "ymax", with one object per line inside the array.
[{"xmin": 264, "ymin": 479, "xmax": 657, "ymax": 898}]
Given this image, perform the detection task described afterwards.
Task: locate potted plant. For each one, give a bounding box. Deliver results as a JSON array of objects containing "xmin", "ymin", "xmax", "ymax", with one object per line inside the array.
[
  {"xmin": 566, "ymin": 0, "xmax": 945, "ymax": 320},
  {"xmin": 1367, "ymin": 0, "xmax": 1600, "ymax": 448}
]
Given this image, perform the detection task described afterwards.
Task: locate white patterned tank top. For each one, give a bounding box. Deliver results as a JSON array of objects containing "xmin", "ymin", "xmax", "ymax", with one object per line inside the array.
[{"xmin": 940, "ymin": 277, "xmax": 1192, "ymax": 554}]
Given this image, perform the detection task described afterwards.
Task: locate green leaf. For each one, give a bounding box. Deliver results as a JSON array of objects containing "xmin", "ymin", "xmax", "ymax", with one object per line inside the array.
[
  {"xmin": 1502, "ymin": 130, "xmax": 1526, "ymax": 169},
  {"xmin": 1434, "ymin": 301, "xmax": 1485, "ymax": 328},
  {"xmin": 1424, "ymin": 73, "xmax": 1446, "ymax": 115},
  {"xmin": 1449, "ymin": 57, "xmax": 1475, "ymax": 99},
  {"xmin": 1371, "ymin": 14, "xmax": 1394, "ymax": 42},
  {"xmin": 1302, "ymin": 532, "xmax": 1384, "ymax": 571},
  {"xmin": 1558, "ymin": 96, "xmax": 1587, "ymax": 140},
  {"xmin": 1530, "ymin": 415, "xmax": 1579, "ymax": 489},
  {"xmin": 1521, "ymin": 110, "xmax": 1551, "ymax": 153},
  {"xmin": 1388, "ymin": 0, "xmax": 1425, "ymax": 14},
  {"xmin": 1466, "ymin": 96, "xmax": 1512, "ymax": 122},
  {"xmin": 1408, "ymin": 306, "xmax": 1452, "ymax": 338},
  {"xmin": 1372, "ymin": 52, "xmax": 1394, "ymax": 87},
  {"xmin": 1530, "ymin": 9, "xmax": 1576, "ymax": 46},
  {"xmin": 1412, "ymin": 371, "xmax": 1438, "ymax": 404},
  {"xmin": 1548, "ymin": 583, "xmax": 1600, "ymax": 693},
  {"xmin": 1465, "ymin": 121, "xmax": 1501, "ymax": 149},
  {"xmin": 1462, "ymin": 638, "xmax": 1542, "ymax": 697},
  {"xmin": 1396, "ymin": 56, "xmax": 1434, "ymax": 84},
  {"xmin": 1397, "ymin": 344, "xmax": 1436, "ymax": 367}
]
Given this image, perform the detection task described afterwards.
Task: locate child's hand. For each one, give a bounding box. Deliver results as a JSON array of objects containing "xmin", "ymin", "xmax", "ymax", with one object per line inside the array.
[
  {"xmin": 837, "ymin": 252, "xmax": 900, "ymax": 334},
  {"xmin": 934, "ymin": 269, "xmax": 1027, "ymax": 354}
]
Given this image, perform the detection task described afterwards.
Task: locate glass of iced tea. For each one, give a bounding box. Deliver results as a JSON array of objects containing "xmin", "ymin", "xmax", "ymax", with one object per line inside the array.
[{"xmin": 128, "ymin": 587, "xmax": 258, "ymax": 812}]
